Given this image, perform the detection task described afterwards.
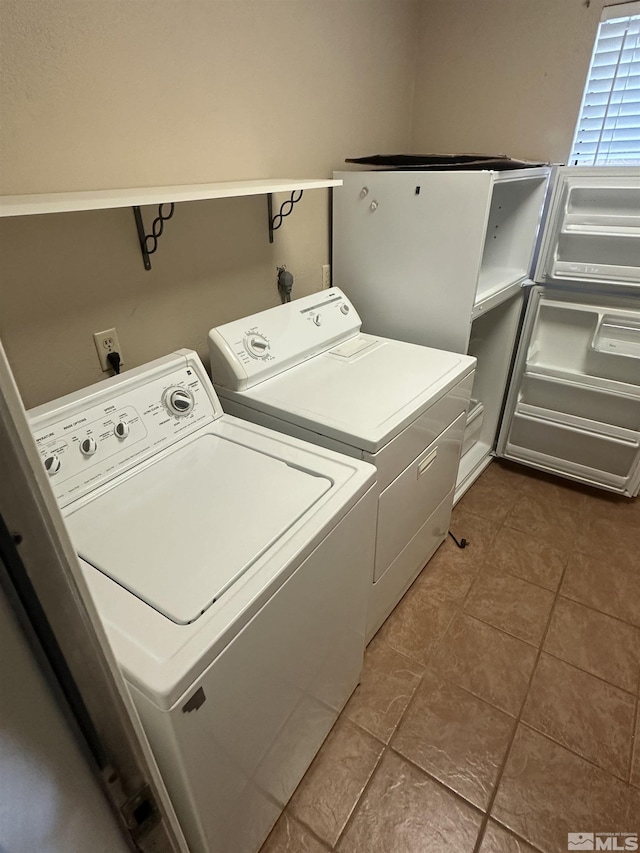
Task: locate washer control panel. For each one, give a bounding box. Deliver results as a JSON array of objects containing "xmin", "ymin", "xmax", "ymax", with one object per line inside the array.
[
  {"xmin": 30, "ymin": 354, "xmax": 219, "ymax": 508},
  {"xmin": 209, "ymin": 287, "xmax": 362, "ymax": 392}
]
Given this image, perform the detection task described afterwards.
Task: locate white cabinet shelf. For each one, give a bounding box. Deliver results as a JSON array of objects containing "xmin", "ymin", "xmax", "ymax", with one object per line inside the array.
[{"xmin": 0, "ymin": 177, "xmax": 342, "ymax": 269}]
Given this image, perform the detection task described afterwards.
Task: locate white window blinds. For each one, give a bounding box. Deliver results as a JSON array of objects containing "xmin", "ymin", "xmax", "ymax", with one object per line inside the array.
[{"xmin": 570, "ymin": 2, "xmax": 640, "ymax": 165}]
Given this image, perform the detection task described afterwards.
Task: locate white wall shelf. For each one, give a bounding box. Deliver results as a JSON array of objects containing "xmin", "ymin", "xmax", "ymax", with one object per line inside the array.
[{"xmin": 0, "ymin": 177, "xmax": 342, "ymax": 270}]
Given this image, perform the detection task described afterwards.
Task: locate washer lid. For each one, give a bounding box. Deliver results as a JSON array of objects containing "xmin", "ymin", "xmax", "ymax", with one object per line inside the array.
[{"xmin": 65, "ymin": 433, "xmax": 332, "ymax": 624}]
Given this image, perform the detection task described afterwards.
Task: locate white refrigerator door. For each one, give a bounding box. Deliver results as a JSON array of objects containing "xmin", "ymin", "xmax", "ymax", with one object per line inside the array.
[
  {"xmin": 535, "ymin": 166, "xmax": 640, "ymax": 291},
  {"xmin": 496, "ymin": 286, "xmax": 640, "ymax": 496}
]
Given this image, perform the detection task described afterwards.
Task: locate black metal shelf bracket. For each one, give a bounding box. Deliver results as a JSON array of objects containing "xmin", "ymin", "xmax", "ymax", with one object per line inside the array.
[
  {"xmin": 267, "ymin": 190, "xmax": 304, "ymax": 243},
  {"xmin": 132, "ymin": 203, "xmax": 175, "ymax": 270}
]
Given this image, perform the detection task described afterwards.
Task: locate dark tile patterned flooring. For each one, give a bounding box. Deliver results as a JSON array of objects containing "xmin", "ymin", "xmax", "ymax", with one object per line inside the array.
[{"xmin": 261, "ymin": 460, "xmax": 640, "ymax": 853}]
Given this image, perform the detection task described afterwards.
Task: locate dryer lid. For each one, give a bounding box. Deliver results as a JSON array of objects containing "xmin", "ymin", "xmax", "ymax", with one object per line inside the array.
[{"xmin": 65, "ymin": 433, "xmax": 332, "ymax": 624}]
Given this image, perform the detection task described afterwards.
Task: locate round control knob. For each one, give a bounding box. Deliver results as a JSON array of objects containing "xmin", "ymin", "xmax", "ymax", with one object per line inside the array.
[
  {"xmin": 245, "ymin": 334, "xmax": 270, "ymax": 359},
  {"xmin": 44, "ymin": 454, "xmax": 61, "ymax": 475},
  {"xmin": 114, "ymin": 421, "xmax": 129, "ymax": 439},
  {"xmin": 340, "ymin": 303, "xmax": 350, "ymax": 315},
  {"xmin": 80, "ymin": 437, "xmax": 98, "ymax": 457},
  {"xmin": 313, "ymin": 314, "xmax": 322, "ymax": 326},
  {"xmin": 165, "ymin": 387, "xmax": 195, "ymax": 417}
]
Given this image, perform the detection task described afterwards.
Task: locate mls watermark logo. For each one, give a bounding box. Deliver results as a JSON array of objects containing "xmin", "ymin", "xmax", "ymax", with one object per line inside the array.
[
  {"xmin": 568, "ymin": 833, "xmax": 639, "ymax": 851},
  {"xmin": 569, "ymin": 836, "xmax": 596, "ymax": 851}
]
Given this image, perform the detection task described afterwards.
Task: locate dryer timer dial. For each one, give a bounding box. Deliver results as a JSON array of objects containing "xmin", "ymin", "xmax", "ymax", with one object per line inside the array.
[
  {"xmin": 244, "ymin": 333, "xmax": 270, "ymax": 359},
  {"xmin": 164, "ymin": 387, "xmax": 195, "ymax": 417}
]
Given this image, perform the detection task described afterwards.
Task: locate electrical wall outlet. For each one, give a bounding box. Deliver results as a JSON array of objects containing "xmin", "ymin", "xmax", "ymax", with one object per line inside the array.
[
  {"xmin": 93, "ymin": 328, "xmax": 122, "ymax": 371},
  {"xmin": 322, "ymin": 264, "xmax": 331, "ymax": 290}
]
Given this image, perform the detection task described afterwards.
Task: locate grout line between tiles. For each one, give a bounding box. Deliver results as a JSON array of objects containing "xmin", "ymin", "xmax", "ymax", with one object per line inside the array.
[
  {"xmin": 541, "ymin": 646, "xmax": 640, "ymax": 697},
  {"xmin": 484, "ymin": 557, "xmax": 565, "ymax": 594},
  {"xmin": 484, "ymin": 816, "xmax": 548, "ymax": 853},
  {"xmin": 281, "ymin": 717, "xmax": 386, "ymax": 852},
  {"xmin": 628, "ymin": 694, "xmax": 638, "ymax": 787},
  {"xmin": 470, "ymin": 536, "xmax": 572, "ymax": 853},
  {"xmin": 557, "ymin": 590, "xmax": 640, "ymax": 632},
  {"xmin": 330, "ymin": 741, "xmax": 388, "ymax": 851},
  {"xmin": 460, "ymin": 608, "xmax": 549, "ymax": 651},
  {"xmin": 516, "ymin": 719, "xmax": 634, "ymax": 786},
  {"xmin": 386, "ymin": 741, "xmax": 487, "ymax": 813}
]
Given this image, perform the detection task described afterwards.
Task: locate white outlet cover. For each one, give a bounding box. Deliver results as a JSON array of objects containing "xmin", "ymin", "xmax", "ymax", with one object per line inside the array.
[{"xmin": 93, "ymin": 327, "xmax": 122, "ymax": 371}]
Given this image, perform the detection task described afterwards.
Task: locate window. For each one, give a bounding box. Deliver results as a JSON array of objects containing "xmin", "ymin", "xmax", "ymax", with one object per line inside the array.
[{"xmin": 569, "ymin": 1, "xmax": 640, "ymax": 165}]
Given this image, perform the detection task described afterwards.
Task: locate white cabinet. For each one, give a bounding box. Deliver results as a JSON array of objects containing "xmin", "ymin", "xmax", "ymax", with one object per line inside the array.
[
  {"xmin": 333, "ymin": 168, "xmax": 549, "ymax": 353},
  {"xmin": 333, "ymin": 167, "xmax": 550, "ymax": 495}
]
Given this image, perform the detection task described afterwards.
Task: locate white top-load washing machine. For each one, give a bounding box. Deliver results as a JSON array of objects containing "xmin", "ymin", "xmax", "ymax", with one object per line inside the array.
[
  {"xmin": 28, "ymin": 350, "xmax": 377, "ymax": 853},
  {"xmin": 208, "ymin": 289, "xmax": 476, "ymax": 641}
]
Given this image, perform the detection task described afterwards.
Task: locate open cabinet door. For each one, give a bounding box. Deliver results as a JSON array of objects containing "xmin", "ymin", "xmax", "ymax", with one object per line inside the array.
[
  {"xmin": 496, "ymin": 286, "xmax": 640, "ymax": 496},
  {"xmin": 0, "ymin": 341, "xmax": 188, "ymax": 853}
]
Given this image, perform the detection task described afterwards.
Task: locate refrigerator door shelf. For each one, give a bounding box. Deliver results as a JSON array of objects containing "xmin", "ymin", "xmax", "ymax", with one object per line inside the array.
[
  {"xmin": 514, "ymin": 403, "xmax": 640, "ymax": 446},
  {"xmin": 508, "ymin": 413, "xmax": 639, "ymax": 480},
  {"xmin": 593, "ymin": 315, "xmax": 640, "ymax": 359},
  {"xmin": 520, "ymin": 372, "xmax": 640, "ymax": 432},
  {"xmin": 562, "ymin": 219, "xmax": 639, "ymax": 237},
  {"xmin": 536, "ymin": 167, "xmax": 640, "ymax": 290},
  {"xmin": 503, "ymin": 438, "xmax": 637, "ymax": 495},
  {"xmin": 553, "ymin": 260, "xmax": 640, "ymax": 285},
  {"xmin": 524, "ymin": 365, "xmax": 640, "ymax": 398},
  {"xmin": 498, "ymin": 286, "xmax": 640, "ymax": 497},
  {"xmin": 524, "ymin": 300, "xmax": 640, "ymax": 388}
]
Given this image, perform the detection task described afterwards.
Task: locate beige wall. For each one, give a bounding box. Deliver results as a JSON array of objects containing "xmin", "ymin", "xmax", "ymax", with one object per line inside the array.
[
  {"xmin": 0, "ymin": 0, "xmax": 419, "ymax": 407},
  {"xmin": 0, "ymin": 0, "xmax": 613, "ymax": 408},
  {"xmin": 410, "ymin": 0, "xmax": 604, "ymax": 162}
]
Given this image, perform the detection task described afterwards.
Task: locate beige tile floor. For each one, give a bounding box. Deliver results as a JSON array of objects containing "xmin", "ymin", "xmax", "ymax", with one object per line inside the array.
[{"xmin": 260, "ymin": 460, "xmax": 640, "ymax": 853}]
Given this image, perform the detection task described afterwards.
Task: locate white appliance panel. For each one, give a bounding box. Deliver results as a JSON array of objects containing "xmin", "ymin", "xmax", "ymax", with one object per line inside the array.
[
  {"xmin": 224, "ymin": 337, "xmax": 467, "ymax": 452},
  {"xmin": 332, "ymin": 170, "xmax": 492, "ymax": 353},
  {"xmin": 30, "ymin": 352, "xmax": 221, "ymax": 508},
  {"xmin": 29, "ymin": 351, "xmax": 378, "ymax": 853},
  {"xmin": 66, "ymin": 433, "xmax": 331, "ymax": 624},
  {"xmin": 209, "ymin": 288, "xmax": 360, "ymax": 391},
  {"xmin": 127, "ymin": 489, "xmax": 375, "ymax": 853},
  {"xmin": 208, "ymin": 295, "xmax": 475, "ymax": 642},
  {"xmin": 367, "ymin": 372, "xmax": 474, "ymax": 491},
  {"xmin": 375, "ymin": 412, "xmax": 466, "ymax": 581},
  {"xmin": 367, "ymin": 488, "xmax": 455, "ymax": 641},
  {"xmin": 212, "ymin": 292, "xmax": 473, "ymax": 455}
]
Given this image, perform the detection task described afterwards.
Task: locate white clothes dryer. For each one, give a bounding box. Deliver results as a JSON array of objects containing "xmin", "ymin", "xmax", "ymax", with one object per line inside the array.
[
  {"xmin": 208, "ymin": 289, "xmax": 476, "ymax": 641},
  {"xmin": 29, "ymin": 350, "xmax": 377, "ymax": 853}
]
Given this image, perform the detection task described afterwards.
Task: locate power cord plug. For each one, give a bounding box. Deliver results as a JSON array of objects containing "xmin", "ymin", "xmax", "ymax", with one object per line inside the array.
[
  {"xmin": 277, "ymin": 266, "xmax": 294, "ymax": 303},
  {"xmin": 106, "ymin": 351, "xmax": 121, "ymax": 375}
]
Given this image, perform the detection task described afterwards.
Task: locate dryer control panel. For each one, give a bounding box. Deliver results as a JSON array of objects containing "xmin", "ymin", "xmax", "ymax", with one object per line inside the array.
[
  {"xmin": 29, "ymin": 351, "xmax": 221, "ymax": 508},
  {"xmin": 208, "ymin": 288, "xmax": 362, "ymax": 392}
]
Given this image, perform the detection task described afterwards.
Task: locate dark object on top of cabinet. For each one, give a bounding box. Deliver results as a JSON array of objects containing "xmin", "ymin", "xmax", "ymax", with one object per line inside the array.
[{"xmin": 345, "ymin": 153, "xmax": 550, "ymax": 171}]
